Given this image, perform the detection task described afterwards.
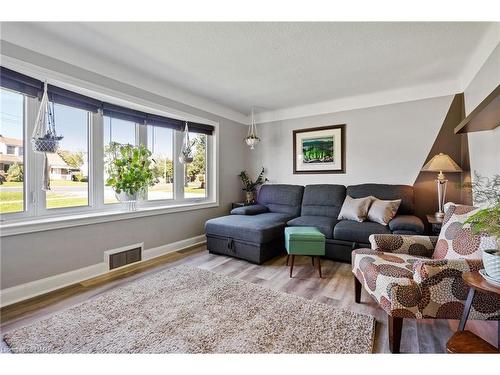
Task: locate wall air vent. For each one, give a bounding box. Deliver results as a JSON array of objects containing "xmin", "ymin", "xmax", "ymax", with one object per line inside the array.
[{"xmin": 105, "ymin": 243, "xmax": 143, "ymax": 270}]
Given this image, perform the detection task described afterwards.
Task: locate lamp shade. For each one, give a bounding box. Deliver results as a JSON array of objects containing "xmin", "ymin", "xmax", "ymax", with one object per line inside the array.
[{"xmin": 421, "ymin": 153, "xmax": 462, "ymax": 172}]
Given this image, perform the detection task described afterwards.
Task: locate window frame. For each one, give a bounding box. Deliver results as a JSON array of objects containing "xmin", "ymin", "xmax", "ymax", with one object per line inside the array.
[
  {"xmin": 1, "ymin": 82, "xmax": 218, "ymax": 228},
  {"xmin": 37, "ymin": 103, "xmax": 94, "ymax": 216}
]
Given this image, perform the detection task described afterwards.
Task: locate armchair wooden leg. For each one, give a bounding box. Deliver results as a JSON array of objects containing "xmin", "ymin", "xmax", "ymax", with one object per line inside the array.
[
  {"xmin": 354, "ymin": 277, "xmax": 362, "ymax": 303},
  {"xmin": 286, "ymin": 254, "xmax": 289, "ymax": 266},
  {"xmin": 388, "ymin": 315, "xmax": 403, "ymax": 354}
]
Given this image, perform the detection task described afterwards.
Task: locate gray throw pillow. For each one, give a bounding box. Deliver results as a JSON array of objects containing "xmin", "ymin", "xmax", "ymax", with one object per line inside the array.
[
  {"xmin": 367, "ymin": 198, "xmax": 402, "ymax": 225},
  {"xmin": 337, "ymin": 195, "xmax": 374, "ymax": 222}
]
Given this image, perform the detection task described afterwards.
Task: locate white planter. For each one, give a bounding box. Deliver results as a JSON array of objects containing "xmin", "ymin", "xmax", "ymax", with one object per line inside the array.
[
  {"xmin": 115, "ymin": 191, "xmax": 138, "ymax": 211},
  {"xmin": 483, "ymin": 249, "xmax": 500, "ymax": 282}
]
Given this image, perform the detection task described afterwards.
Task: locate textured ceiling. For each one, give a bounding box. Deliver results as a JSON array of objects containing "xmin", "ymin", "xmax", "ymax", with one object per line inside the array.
[{"xmin": 0, "ymin": 22, "xmax": 493, "ymax": 116}]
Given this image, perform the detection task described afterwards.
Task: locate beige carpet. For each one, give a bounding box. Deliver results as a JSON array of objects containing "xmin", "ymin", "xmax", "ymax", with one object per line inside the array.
[{"xmin": 3, "ymin": 265, "xmax": 375, "ymax": 353}]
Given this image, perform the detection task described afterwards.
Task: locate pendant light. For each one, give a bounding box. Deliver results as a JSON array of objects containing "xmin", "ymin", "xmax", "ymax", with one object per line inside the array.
[{"xmin": 245, "ymin": 107, "xmax": 260, "ymax": 150}]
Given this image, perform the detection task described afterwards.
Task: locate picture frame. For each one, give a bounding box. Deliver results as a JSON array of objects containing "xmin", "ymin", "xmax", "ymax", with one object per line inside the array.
[{"xmin": 293, "ymin": 124, "xmax": 346, "ymax": 174}]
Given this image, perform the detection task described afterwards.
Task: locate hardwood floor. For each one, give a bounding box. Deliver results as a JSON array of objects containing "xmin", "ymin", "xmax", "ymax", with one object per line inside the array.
[{"xmin": 1, "ymin": 245, "xmax": 498, "ymax": 353}]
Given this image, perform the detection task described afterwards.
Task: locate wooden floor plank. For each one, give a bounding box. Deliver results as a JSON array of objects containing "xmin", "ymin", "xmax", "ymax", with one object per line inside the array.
[{"xmin": 1, "ymin": 246, "xmax": 498, "ymax": 353}]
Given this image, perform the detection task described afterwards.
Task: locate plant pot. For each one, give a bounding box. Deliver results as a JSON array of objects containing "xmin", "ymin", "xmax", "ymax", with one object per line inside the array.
[
  {"xmin": 115, "ymin": 191, "xmax": 138, "ymax": 211},
  {"xmin": 483, "ymin": 249, "xmax": 500, "ymax": 282},
  {"xmin": 245, "ymin": 191, "xmax": 256, "ymax": 205},
  {"xmin": 32, "ymin": 136, "xmax": 63, "ymax": 153}
]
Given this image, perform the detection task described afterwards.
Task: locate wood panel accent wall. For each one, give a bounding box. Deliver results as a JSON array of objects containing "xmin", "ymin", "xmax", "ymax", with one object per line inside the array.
[{"xmin": 413, "ymin": 93, "xmax": 472, "ymax": 223}]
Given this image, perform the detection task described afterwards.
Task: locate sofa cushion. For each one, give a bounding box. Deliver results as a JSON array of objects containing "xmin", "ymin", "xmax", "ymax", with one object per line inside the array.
[
  {"xmin": 205, "ymin": 213, "xmax": 290, "ymax": 244},
  {"xmin": 287, "ymin": 216, "xmax": 338, "ymax": 239},
  {"xmin": 347, "ymin": 184, "xmax": 415, "ymax": 215},
  {"xmin": 432, "ymin": 203, "xmax": 496, "ymax": 260},
  {"xmin": 334, "ymin": 220, "xmax": 391, "ymax": 244},
  {"xmin": 388, "ymin": 215, "xmax": 425, "ymax": 234},
  {"xmin": 230, "ymin": 204, "xmax": 269, "ymax": 215},
  {"xmin": 257, "ymin": 184, "xmax": 304, "ymax": 217},
  {"xmin": 337, "ymin": 195, "xmax": 374, "ymax": 222},
  {"xmin": 301, "ymin": 184, "xmax": 346, "ymax": 218},
  {"xmin": 367, "ymin": 198, "xmax": 401, "ymax": 225}
]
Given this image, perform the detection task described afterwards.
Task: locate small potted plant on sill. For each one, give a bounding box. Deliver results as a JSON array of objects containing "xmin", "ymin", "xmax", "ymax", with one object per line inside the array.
[
  {"xmin": 238, "ymin": 167, "xmax": 268, "ymax": 205},
  {"xmin": 463, "ymin": 172, "xmax": 500, "ymax": 283},
  {"xmin": 105, "ymin": 142, "xmax": 160, "ymax": 211}
]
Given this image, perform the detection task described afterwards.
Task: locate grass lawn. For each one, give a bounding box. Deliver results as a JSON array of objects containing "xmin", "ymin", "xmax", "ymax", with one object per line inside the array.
[{"xmin": 1, "ymin": 180, "xmax": 87, "ymax": 188}]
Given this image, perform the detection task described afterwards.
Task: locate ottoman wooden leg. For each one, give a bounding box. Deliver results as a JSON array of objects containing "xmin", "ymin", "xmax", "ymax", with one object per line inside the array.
[
  {"xmin": 286, "ymin": 254, "xmax": 290, "ymax": 266},
  {"xmin": 311, "ymin": 256, "xmax": 315, "ymax": 266},
  {"xmin": 289, "ymin": 255, "xmax": 295, "ymax": 278},
  {"xmin": 317, "ymin": 257, "xmax": 322, "ymax": 278}
]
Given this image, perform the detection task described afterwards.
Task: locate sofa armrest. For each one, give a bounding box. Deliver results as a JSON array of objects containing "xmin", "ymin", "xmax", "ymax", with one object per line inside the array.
[
  {"xmin": 413, "ymin": 258, "xmax": 483, "ymax": 284},
  {"xmin": 388, "ymin": 215, "xmax": 425, "ymax": 234},
  {"xmin": 369, "ymin": 234, "xmax": 438, "ymax": 257},
  {"xmin": 230, "ymin": 204, "xmax": 269, "ymax": 215}
]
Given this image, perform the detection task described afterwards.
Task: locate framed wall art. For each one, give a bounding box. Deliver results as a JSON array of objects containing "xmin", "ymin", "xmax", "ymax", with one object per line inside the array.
[{"xmin": 293, "ymin": 124, "xmax": 345, "ymax": 174}]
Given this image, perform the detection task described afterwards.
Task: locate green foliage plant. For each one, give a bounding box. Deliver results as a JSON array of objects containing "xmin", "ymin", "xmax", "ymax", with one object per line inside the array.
[
  {"xmin": 238, "ymin": 167, "xmax": 268, "ymax": 192},
  {"xmin": 105, "ymin": 142, "xmax": 160, "ymax": 197},
  {"xmin": 463, "ymin": 172, "xmax": 500, "ymax": 250}
]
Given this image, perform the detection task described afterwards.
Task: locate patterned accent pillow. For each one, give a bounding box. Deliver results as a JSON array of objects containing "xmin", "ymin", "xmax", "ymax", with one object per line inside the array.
[{"xmin": 432, "ymin": 203, "xmax": 497, "ymax": 260}]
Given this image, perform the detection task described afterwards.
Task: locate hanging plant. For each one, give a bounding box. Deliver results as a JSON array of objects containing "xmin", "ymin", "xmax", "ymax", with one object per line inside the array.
[
  {"xmin": 32, "ymin": 82, "xmax": 63, "ymax": 154},
  {"xmin": 178, "ymin": 122, "xmax": 194, "ymax": 164}
]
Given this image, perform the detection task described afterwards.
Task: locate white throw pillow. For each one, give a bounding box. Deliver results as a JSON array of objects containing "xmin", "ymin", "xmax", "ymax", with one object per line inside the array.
[
  {"xmin": 337, "ymin": 195, "xmax": 374, "ymax": 222},
  {"xmin": 367, "ymin": 198, "xmax": 402, "ymax": 225}
]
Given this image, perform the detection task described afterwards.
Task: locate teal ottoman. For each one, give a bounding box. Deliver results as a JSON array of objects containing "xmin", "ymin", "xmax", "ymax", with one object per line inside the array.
[{"xmin": 285, "ymin": 227, "xmax": 325, "ymax": 278}]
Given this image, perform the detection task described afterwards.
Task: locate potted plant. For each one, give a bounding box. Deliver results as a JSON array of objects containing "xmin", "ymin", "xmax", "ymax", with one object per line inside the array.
[
  {"xmin": 464, "ymin": 172, "xmax": 500, "ymax": 282},
  {"xmin": 105, "ymin": 142, "xmax": 160, "ymax": 210},
  {"xmin": 238, "ymin": 167, "xmax": 268, "ymax": 205}
]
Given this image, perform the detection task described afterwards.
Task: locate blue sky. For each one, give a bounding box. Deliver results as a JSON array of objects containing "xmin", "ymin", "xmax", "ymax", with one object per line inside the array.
[{"xmin": 1, "ymin": 88, "xmax": 23, "ymax": 139}]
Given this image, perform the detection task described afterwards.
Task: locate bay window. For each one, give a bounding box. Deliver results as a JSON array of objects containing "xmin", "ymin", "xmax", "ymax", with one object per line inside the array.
[{"xmin": 0, "ymin": 66, "xmax": 217, "ymax": 227}]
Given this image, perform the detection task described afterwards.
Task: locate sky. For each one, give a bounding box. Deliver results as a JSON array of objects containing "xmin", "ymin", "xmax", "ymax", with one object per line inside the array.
[{"xmin": 0, "ymin": 88, "xmax": 23, "ymax": 139}]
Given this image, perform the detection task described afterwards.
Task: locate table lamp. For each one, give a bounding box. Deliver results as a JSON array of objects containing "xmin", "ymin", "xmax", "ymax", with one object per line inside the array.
[{"xmin": 421, "ymin": 153, "xmax": 462, "ymax": 218}]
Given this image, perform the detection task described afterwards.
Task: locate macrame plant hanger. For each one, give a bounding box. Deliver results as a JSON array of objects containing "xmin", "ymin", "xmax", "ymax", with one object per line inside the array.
[
  {"xmin": 178, "ymin": 121, "xmax": 193, "ymax": 164},
  {"xmin": 32, "ymin": 81, "xmax": 63, "ymax": 191}
]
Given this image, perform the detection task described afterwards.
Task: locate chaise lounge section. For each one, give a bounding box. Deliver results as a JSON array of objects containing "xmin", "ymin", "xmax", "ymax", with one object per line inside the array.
[
  {"xmin": 205, "ymin": 185, "xmax": 304, "ymax": 264},
  {"xmin": 205, "ymin": 183, "xmax": 425, "ymax": 264}
]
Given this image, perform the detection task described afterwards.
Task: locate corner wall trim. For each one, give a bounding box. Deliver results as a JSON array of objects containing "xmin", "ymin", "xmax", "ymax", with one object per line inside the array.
[{"xmin": 0, "ymin": 234, "xmax": 206, "ymax": 307}]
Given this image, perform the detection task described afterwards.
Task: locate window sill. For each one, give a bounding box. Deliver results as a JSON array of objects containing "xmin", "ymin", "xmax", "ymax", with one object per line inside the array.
[{"xmin": 0, "ymin": 201, "xmax": 219, "ymax": 237}]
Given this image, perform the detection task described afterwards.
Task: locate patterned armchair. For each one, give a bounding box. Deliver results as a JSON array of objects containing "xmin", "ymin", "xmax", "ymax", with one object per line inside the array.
[{"xmin": 352, "ymin": 204, "xmax": 500, "ymax": 353}]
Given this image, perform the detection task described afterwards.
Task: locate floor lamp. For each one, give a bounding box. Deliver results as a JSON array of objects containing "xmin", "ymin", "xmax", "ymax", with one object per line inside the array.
[{"xmin": 421, "ymin": 153, "xmax": 462, "ymax": 218}]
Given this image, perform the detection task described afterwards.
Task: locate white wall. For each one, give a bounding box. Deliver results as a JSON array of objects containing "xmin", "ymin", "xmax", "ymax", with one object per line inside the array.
[
  {"xmin": 464, "ymin": 43, "xmax": 500, "ymax": 182},
  {"xmin": 248, "ymin": 95, "xmax": 454, "ymax": 186}
]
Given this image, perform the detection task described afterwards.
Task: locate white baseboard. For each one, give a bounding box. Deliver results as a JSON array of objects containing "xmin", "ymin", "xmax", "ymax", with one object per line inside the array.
[{"xmin": 0, "ymin": 234, "xmax": 206, "ymax": 308}]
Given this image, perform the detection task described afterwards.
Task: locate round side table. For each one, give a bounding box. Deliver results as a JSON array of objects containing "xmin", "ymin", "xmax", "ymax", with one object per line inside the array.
[{"xmin": 446, "ymin": 271, "xmax": 500, "ymax": 353}]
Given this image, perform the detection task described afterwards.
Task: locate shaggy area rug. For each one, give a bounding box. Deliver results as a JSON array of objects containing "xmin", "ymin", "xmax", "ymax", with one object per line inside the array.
[{"xmin": 3, "ymin": 266, "xmax": 374, "ymax": 353}]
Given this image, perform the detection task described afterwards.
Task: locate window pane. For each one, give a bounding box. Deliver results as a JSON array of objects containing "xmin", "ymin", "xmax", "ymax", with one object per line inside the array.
[
  {"xmin": 184, "ymin": 133, "xmax": 207, "ymax": 198},
  {"xmin": 0, "ymin": 88, "xmax": 25, "ymax": 214},
  {"xmin": 46, "ymin": 103, "xmax": 89, "ymax": 209},
  {"xmin": 147, "ymin": 125, "xmax": 173, "ymax": 200},
  {"xmin": 103, "ymin": 116, "xmax": 137, "ymax": 204}
]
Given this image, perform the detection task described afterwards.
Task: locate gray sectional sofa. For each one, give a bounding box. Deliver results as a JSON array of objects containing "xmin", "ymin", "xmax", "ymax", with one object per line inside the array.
[{"xmin": 205, "ymin": 183, "xmax": 424, "ymax": 264}]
